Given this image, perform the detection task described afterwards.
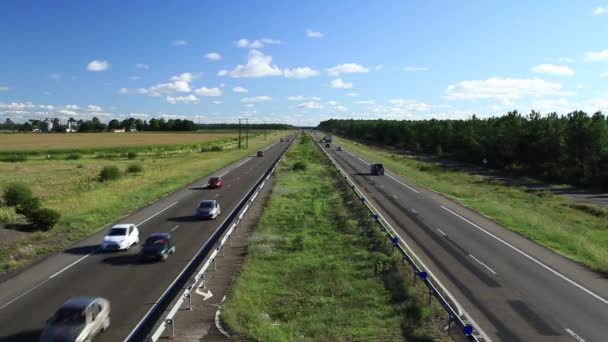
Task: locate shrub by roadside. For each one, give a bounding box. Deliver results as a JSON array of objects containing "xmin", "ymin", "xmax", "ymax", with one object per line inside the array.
[
  {"xmin": 98, "ymin": 165, "xmax": 122, "ymax": 182},
  {"xmin": 1, "ymin": 183, "xmax": 61, "ymax": 231},
  {"xmin": 126, "ymin": 164, "xmax": 143, "ymax": 174}
]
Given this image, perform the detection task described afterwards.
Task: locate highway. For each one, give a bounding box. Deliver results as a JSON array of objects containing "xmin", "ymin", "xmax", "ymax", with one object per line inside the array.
[
  {"xmin": 314, "ymin": 133, "xmax": 608, "ymax": 342},
  {"xmin": 0, "ymin": 136, "xmax": 292, "ymax": 342}
]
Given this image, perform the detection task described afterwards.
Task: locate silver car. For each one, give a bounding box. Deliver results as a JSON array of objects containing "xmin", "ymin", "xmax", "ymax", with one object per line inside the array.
[
  {"xmin": 196, "ymin": 200, "xmax": 221, "ymax": 219},
  {"xmin": 40, "ymin": 297, "xmax": 110, "ymax": 342}
]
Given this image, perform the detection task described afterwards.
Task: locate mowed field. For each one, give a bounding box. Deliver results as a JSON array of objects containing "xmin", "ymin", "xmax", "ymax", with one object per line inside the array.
[{"xmin": 0, "ymin": 132, "xmax": 238, "ymax": 151}]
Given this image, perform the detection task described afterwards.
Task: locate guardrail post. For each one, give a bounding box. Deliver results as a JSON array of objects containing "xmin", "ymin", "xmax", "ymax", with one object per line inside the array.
[
  {"xmin": 221, "ymin": 245, "xmax": 225, "ymax": 256},
  {"xmin": 213, "ymin": 257, "xmax": 217, "ymax": 271},
  {"xmin": 428, "ymin": 289, "xmax": 434, "ymax": 305},
  {"xmin": 228, "ymin": 234, "xmax": 232, "ymax": 246},
  {"xmin": 202, "ymin": 273, "xmax": 207, "ymax": 289},
  {"xmin": 447, "ymin": 315, "xmax": 454, "ymax": 336},
  {"xmin": 186, "ymin": 292, "xmax": 192, "ymax": 310},
  {"xmin": 165, "ymin": 318, "xmax": 175, "ymax": 337}
]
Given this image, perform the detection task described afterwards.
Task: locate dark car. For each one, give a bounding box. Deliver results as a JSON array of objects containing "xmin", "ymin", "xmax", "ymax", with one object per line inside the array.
[
  {"xmin": 257, "ymin": 150, "xmax": 264, "ymax": 157},
  {"xmin": 325, "ymin": 143, "xmax": 330, "ymax": 148},
  {"xmin": 207, "ymin": 176, "xmax": 223, "ymax": 189},
  {"xmin": 140, "ymin": 233, "xmax": 175, "ymax": 261},
  {"xmin": 370, "ymin": 163, "xmax": 385, "ymax": 176}
]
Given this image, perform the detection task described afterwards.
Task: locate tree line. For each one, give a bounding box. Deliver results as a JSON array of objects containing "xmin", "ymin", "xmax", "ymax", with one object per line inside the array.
[{"xmin": 318, "ymin": 111, "xmax": 608, "ymax": 189}]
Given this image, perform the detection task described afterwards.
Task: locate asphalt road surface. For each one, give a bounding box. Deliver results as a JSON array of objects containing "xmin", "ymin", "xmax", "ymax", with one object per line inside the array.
[
  {"xmin": 315, "ymin": 133, "xmax": 608, "ymax": 342},
  {"xmin": 0, "ymin": 136, "xmax": 292, "ymax": 342}
]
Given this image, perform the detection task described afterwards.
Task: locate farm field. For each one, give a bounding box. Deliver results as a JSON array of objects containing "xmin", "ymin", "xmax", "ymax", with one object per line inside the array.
[
  {"xmin": 0, "ymin": 132, "xmax": 242, "ymax": 151},
  {"xmin": 0, "ymin": 132, "xmax": 287, "ymax": 273}
]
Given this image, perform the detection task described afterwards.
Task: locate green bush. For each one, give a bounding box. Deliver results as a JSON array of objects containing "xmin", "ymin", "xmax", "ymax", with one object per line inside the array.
[
  {"xmin": 2, "ymin": 183, "xmax": 33, "ymax": 207},
  {"xmin": 292, "ymin": 161, "xmax": 307, "ymax": 171},
  {"xmin": 28, "ymin": 208, "xmax": 61, "ymax": 231},
  {"xmin": 15, "ymin": 196, "xmax": 42, "ymax": 216},
  {"xmin": 210, "ymin": 145, "xmax": 223, "ymax": 152},
  {"xmin": 66, "ymin": 153, "xmax": 81, "ymax": 160},
  {"xmin": 127, "ymin": 151, "xmax": 138, "ymax": 159},
  {"xmin": 126, "ymin": 163, "xmax": 143, "ymax": 174},
  {"xmin": 0, "ymin": 154, "xmax": 27, "ymax": 162},
  {"xmin": 99, "ymin": 165, "xmax": 122, "ymax": 182}
]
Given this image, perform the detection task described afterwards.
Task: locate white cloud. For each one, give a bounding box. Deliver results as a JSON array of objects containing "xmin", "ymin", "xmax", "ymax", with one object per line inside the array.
[
  {"xmin": 326, "ymin": 63, "xmax": 369, "ymax": 76},
  {"xmin": 119, "ymin": 87, "xmax": 129, "ymax": 94},
  {"xmin": 241, "ymin": 96, "xmax": 272, "ymax": 103},
  {"xmin": 288, "ymin": 95, "xmax": 321, "ymax": 101},
  {"xmin": 173, "ymin": 40, "xmax": 187, "ymax": 46},
  {"xmin": 600, "ymin": 72, "xmax": 608, "ymax": 78},
  {"xmin": 87, "ymin": 60, "xmax": 110, "ymax": 71},
  {"xmin": 306, "ymin": 29, "xmax": 324, "ymax": 38},
  {"xmin": 129, "ymin": 113, "xmax": 149, "ymax": 118},
  {"xmin": 330, "ymin": 78, "xmax": 353, "ymax": 88},
  {"xmin": 593, "ymin": 6, "xmax": 607, "ymax": 15},
  {"xmin": 86, "ymin": 105, "xmax": 102, "ymax": 111},
  {"xmin": 245, "ymin": 104, "xmax": 255, "ymax": 108},
  {"xmin": 0, "ymin": 86, "xmax": 8, "ymax": 91},
  {"xmin": 403, "ymin": 66, "xmax": 429, "ymax": 71},
  {"xmin": 355, "ymin": 100, "xmax": 375, "ymax": 104},
  {"xmin": 298, "ymin": 101, "xmax": 324, "ymax": 109},
  {"xmin": 445, "ymin": 77, "xmax": 566, "ymax": 102},
  {"xmin": 532, "ymin": 64, "xmax": 575, "ymax": 76},
  {"xmin": 0, "ymin": 102, "xmax": 35, "ymax": 109},
  {"xmin": 530, "ymin": 98, "xmax": 574, "ymax": 113},
  {"xmin": 327, "ymin": 100, "xmax": 339, "ymax": 106},
  {"xmin": 576, "ymin": 84, "xmax": 591, "ymax": 89},
  {"xmin": 375, "ymin": 64, "xmax": 384, "ymax": 70},
  {"xmin": 204, "ymin": 52, "xmax": 222, "ymax": 60},
  {"xmin": 234, "ymin": 38, "xmax": 280, "ymax": 49},
  {"xmin": 224, "ymin": 50, "xmax": 282, "ymax": 78},
  {"xmin": 232, "ymin": 86, "xmax": 248, "ymax": 93},
  {"xmin": 194, "ymin": 86, "xmax": 222, "ymax": 96},
  {"xmin": 346, "ymin": 92, "xmax": 357, "ymax": 96},
  {"xmin": 334, "ymin": 105, "xmax": 348, "ymax": 112},
  {"xmin": 584, "ymin": 49, "xmax": 608, "ymax": 62},
  {"xmin": 136, "ymin": 63, "xmax": 150, "ymax": 70},
  {"xmin": 559, "ymin": 57, "xmax": 574, "ymax": 63},
  {"xmin": 212, "ymin": 100, "xmax": 221, "ymax": 104},
  {"xmin": 140, "ymin": 72, "xmax": 194, "ymax": 96},
  {"xmin": 166, "ymin": 94, "xmax": 199, "ymax": 104},
  {"xmin": 50, "ymin": 73, "xmax": 61, "ymax": 80},
  {"xmin": 66, "ymin": 105, "xmax": 79, "ymax": 110},
  {"xmin": 388, "ymin": 98, "xmax": 431, "ymax": 111},
  {"xmin": 284, "ymin": 67, "xmax": 320, "ymax": 79}
]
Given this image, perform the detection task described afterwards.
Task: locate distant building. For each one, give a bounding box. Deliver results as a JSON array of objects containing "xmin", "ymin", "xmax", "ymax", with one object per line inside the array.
[
  {"xmin": 32, "ymin": 128, "xmax": 41, "ymax": 133},
  {"xmin": 41, "ymin": 119, "xmax": 53, "ymax": 132},
  {"xmin": 112, "ymin": 128, "xmax": 126, "ymax": 133}
]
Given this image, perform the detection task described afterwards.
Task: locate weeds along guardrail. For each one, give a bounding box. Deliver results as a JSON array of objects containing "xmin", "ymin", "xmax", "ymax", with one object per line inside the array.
[
  {"xmin": 127, "ymin": 132, "xmax": 298, "ymax": 342},
  {"xmin": 309, "ymin": 132, "xmax": 482, "ymax": 342}
]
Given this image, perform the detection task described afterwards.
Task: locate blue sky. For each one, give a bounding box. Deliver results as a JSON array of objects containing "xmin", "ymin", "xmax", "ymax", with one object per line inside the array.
[{"xmin": 1, "ymin": 0, "xmax": 608, "ymax": 126}]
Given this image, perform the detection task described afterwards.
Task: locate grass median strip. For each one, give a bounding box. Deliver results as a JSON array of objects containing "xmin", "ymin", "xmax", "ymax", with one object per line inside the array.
[
  {"xmin": 334, "ymin": 136, "xmax": 608, "ymax": 274},
  {"xmin": 223, "ymin": 134, "xmax": 446, "ymax": 341},
  {"xmin": 0, "ymin": 133, "xmax": 287, "ymax": 273}
]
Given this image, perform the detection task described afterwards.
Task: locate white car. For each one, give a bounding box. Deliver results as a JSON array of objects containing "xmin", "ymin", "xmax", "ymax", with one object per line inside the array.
[
  {"xmin": 40, "ymin": 297, "xmax": 111, "ymax": 342},
  {"xmin": 101, "ymin": 224, "xmax": 139, "ymax": 251}
]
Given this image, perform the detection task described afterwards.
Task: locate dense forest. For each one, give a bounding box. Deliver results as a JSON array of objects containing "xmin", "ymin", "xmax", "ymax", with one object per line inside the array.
[{"xmin": 318, "ymin": 111, "xmax": 608, "ymax": 189}]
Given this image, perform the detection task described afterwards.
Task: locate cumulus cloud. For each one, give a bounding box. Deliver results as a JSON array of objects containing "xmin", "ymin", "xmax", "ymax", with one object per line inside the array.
[
  {"xmin": 86, "ymin": 105, "xmax": 102, "ymax": 111},
  {"xmin": 222, "ymin": 50, "xmax": 282, "ymax": 78},
  {"xmin": 87, "ymin": 60, "xmax": 110, "ymax": 71},
  {"xmin": 346, "ymin": 92, "xmax": 357, "ymax": 96},
  {"xmin": 601, "ymin": 72, "xmax": 608, "ymax": 78},
  {"xmin": 166, "ymin": 94, "xmax": 199, "ymax": 104},
  {"xmin": 129, "ymin": 113, "xmax": 149, "ymax": 118},
  {"xmin": 584, "ymin": 49, "xmax": 608, "ymax": 62},
  {"xmin": 445, "ymin": 77, "xmax": 567, "ymax": 102},
  {"xmin": 139, "ymin": 72, "xmax": 194, "ymax": 96},
  {"xmin": 403, "ymin": 66, "xmax": 429, "ymax": 71},
  {"xmin": 119, "ymin": 88, "xmax": 129, "ymax": 94},
  {"xmin": 234, "ymin": 38, "xmax": 280, "ymax": 49},
  {"xmin": 204, "ymin": 52, "xmax": 222, "ymax": 60},
  {"xmin": 387, "ymin": 98, "xmax": 431, "ymax": 111},
  {"xmin": 212, "ymin": 100, "xmax": 221, "ymax": 104},
  {"xmin": 66, "ymin": 105, "xmax": 79, "ymax": 110},
  {"xmin": 334, "ymin": 105, "xmax": 348, "ymax": 112},
  {"xmin": 532, "ymin": 64, "xmax": 575, "ymax": 76},
  {"xmin": 136, "ymin": 63, "xmax": 150, "ymax": 70},
  {"xmin": 0, "ymin": 86, "xmax": 8, "ymax": 91},
  {"xmin": 288, "ymin": 95, "xmax": 321, "ymax": 101},
  {"xmin": 298, "ymin": 101, "xmax": 324, "ymax": 109},
  {"xmin": 326, "ymin": 63, "xmax": 369, "ymax": 76},
  {"xmin": 593, "ymin": 6, "xmax": 607, "ymax": 15},
  {"xmin": 194, "ymin": 86, "xmax": 222, "ymax": 96},
  {"xmin": 306, "ymin": 29, "xmax": 324, "ymax": 38},
  {"xmin": 173, "ymin": 40, "xmax": 187, "ymax": 46},
  {"xmin": 232, "ymin": 86, "xmax": 248, "ymax": 93},
  {"xmin": 330, "ymin": 78, "xmax": 353, "ymax": 88},
  {"xmin": 355, "ymin": 100, "xmax": 375, "ymax": 104},
  {"xmin": 284, "ymin": 67, "xmax": 320, "ymax": 79},
  {"xmin": 241, "ymin": 96, "xmax": 272, "ymax": 103}
]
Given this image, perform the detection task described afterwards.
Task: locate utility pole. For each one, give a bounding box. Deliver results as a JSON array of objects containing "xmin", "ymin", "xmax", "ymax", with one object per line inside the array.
[
  {"xmin": 238, "ymin": 119, "xmax": 242, "ymax": 149},
  {"xmin": 238, "ymin": 118, "xmax": 248, "ymax": 149}
]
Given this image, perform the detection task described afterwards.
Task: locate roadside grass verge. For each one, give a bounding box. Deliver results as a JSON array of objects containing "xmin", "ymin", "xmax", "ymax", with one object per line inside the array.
[
  {"xmin": 334, "ymin": 136, "xmax": 608, "ymax": 274},
  {"xmin": 223, "ymin": 134, "xmax": 446, "ymax": 341},
  {"xmin": 0, "ymin": 132, "xmax": 288, "ymax": 273}
]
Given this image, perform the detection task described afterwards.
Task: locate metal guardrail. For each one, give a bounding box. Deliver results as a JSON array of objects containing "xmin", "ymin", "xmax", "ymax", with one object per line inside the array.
[
  {"xmin": 311, "ymin": 133, "xmax": 482, "ymax": 341},
  {"xmin": 124, "ymin": 134, "xmax": 296, "ymax": 342}
]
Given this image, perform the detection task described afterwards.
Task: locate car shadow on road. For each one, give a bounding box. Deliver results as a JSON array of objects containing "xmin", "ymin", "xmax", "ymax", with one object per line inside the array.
[
  {"xmin": 64, "ymin": 244, "xmax": 100, "ymax": 255},
  {"xmin": 102, "ymin": 254, "xmax": 143, "ymax": 266},
  {"xmin": 0, "ymin": 329, "xmax": 41, "ymax": 342},
  {"xmin": 188, "ymin": 186, "xmax": 209, "ymax": 191},
  {"xmin": 167, "ymin": 215, "xmax": 200, "ymax": 222}
]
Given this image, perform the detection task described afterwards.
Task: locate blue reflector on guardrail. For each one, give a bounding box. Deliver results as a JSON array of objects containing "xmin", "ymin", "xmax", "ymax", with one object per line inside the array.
[
  {"xmin": 392, "ymin": 237, "xmax": 399, "ymax": 245},
  {"xmin": 372, "ymin": 213, "xmax": 379, "ymax": 220},
  {"xmin": 463, "ymin": 325, "xmax": 474, "ymax": 335},
  {"xmin": 419, "ymin": 271, "xmax": 428, "ymax": 279}
]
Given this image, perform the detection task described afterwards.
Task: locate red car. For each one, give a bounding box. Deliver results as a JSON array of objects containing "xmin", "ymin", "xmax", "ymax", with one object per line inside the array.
[{"xmin": 207, "ymin": 176, "xmax": 223, "ymax": 188}]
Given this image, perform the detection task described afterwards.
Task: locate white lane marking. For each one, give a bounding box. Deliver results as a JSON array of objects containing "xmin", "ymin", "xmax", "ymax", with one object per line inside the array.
[
  {"xmin": 215, "ymin": 193, "xmax": 220, "ymax": 197},
  {"xmin": 49, "ymin": 253, "xmax": 93, "ymax": 279},
  {"xmin": 469, "ymin": 254, "xmax": 498, "ymax": 275},
  {"xmin": 386, "ymin": 173, "xmax": 420, "ymax": 194},
  {"xmin": 380, "ymin": 185, "xmax": 384, "ymax": 189},
  {"xmin": 215, "ymin": 295, "xmax": 230, "ymax": 338},
  {"xmin": 227, "ymin": 184, "xmax": 232, "ymax": 188},
  {"xmin": 410, "ymin": 208, "xmax": 418, "ymax": 214},
  {"xmin": 441, "ymin": 205, "xmax": 608, "ymax": 305},
  {"xmin": 0, "ymin": 279, "xmax": 51, "ymax": 310},
  {"xmin": 345, "ymin": 151, "xmax": 356, "ymax": 157},
  {"xmin": 219, "ymin": 158, "xmax": 251, "ymax": 177},
  {"xmin": 565, "ymin": 328, "xmax": 586, "ymax": 342},
  {"xmin": 170, "ymin": 225, "xmax": 180, "ymax": 232},
  {"xmin": 357, "ymin": 157, "xmax": 370, "ymax": 165},
  {"xmin": 436, "ymin": 228, "xmax": 447, "ymax": 236},
  {"xmin": 392, "ymin": 194, "xmax": 398, "ymax": 199},
  {"xmin": 138, "ymin": 201, "xmax": 179, "ymax": 226}
]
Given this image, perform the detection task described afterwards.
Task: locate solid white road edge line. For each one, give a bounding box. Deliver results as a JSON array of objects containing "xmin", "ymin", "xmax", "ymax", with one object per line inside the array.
[
  {"xmin": 49, "ymin": 254, "xmax": 91, "ymax": 279},
  {"xmin": 441, "ymin": 205, "xmax": 608, "ymax": 305},
  {"xmin": 436, "ymin": 228, "xmax": 447, "ymax": 236},
  {"xmin": 170, "ymin": 225, "xmax": 180, "ymax": 232},
  {"xmin": 138, "ymin": 201, "xmax": 179, "ymax": 226},
  {"xmin": 386, "ymin": 173, "xmax": 420, "ymax": 194},
  {"xmin": 565, "ymin": 328, "xmax": 586, "ymax": 342},
  {"xmin": 469, "ymin": 254, "xmax": 498, "ymax": 275},
  {"xmin": 0, "ymin": 279, "xmax": 51, "ymax": 310}
]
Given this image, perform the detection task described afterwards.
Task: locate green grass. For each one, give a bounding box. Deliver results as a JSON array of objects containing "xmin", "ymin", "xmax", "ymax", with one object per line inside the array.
[
  {"xmin": 334, "ymin": 136, "xmax": 608, "ymax": 274},
  {"xmin": 0, "ymin": 132, "xmax": 289, "ymax": 273},
  {"xmin": 223, "ymin": 134, "xmax": 446, "ymax": 341}
]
